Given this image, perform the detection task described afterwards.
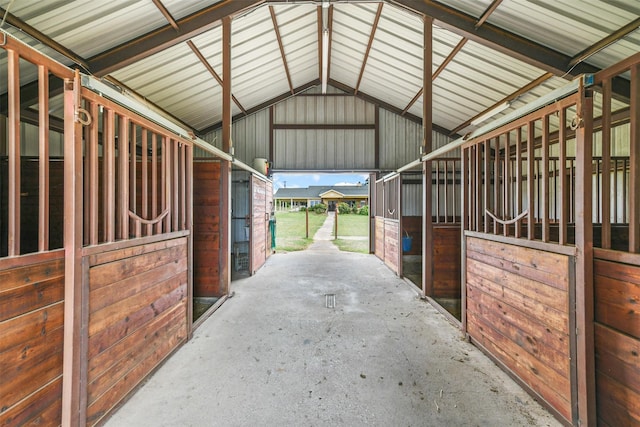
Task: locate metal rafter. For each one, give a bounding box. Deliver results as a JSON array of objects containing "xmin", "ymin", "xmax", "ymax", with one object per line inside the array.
[
  {"xmin": 402, "ymin": 38, "xmax": 468, "ymax": 115},
  {"xmin": 269, "ymin": 6, "xmax": 294, "ymax": 94},
  {"xmin": 355, "ymin": 3, "xmax": 384, "ymax": 95},
  {"xmin": 317, "ymin": 6, "xmax": 323, "ymax": 81},
  {"xmin": 87, "ymin": 0, "xmax": 266, "ymax": 75},
  {"xmin": 327, "ymin": 5, "xmax": 334, "ymax": 88},
  {"xmin": 0, "ymin": 7, "xmax": 89, "ymax": 70},
  {"xmin": 151, "ymin": 0, "xmax": 179, "ymax": 30},
  {"xmin": 401, "ymin": 0, "xmax": 500, "ymax": 116},
  {"xmin": 392, "ymin": 0, "xmax": 606, "ymax": 79},
  {"xmin": 186, "ymin": 40, "xmax": 247, "ymax": 115},
  {"xmin": 150, "ymin": 0, "xmax": 247, "ymax": 117},
  {"xmin": 449, "ymin": 72, "xmax": 554, "ymax": 136},
  {"xmin": 474, "ymin": 0, "xmax": 503, "ymax": 29},
  {"xmin": 569, "ymin": 17, "xmax": 640, "ymax": 67}
]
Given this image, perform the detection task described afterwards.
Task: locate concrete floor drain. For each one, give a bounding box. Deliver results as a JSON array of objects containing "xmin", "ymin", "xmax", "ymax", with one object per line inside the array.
[{"xmin": 325, "ymin": 294, "xmax": 336, "ymax": 308}]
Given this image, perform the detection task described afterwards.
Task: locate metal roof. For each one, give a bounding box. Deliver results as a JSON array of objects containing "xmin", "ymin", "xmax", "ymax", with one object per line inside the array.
[{"xmin": 2, "ymin": 0, "xmax": 637, "ymax": 142}]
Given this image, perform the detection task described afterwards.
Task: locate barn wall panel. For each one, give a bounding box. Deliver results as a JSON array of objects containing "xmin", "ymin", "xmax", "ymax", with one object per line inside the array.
[
  {"xmin": 465, "ymin": 236, "xmax": 572, "ymax": 422},
  {"xmin": 594, "ymin": 258, "xmax": 640, "ymax": 426},
  {"xmin": 0, "ymin": 251, "xmax": 65, "ymax": 426},
  {"xmin": 384, "ymin": 219, "xmax": 400, "ymax": 274},
  {"xmin": 193, "ymin": 161, "xmax": 222, "ymax": 297},
  {"xmin": 375, "ymin": 217, "xmax": 385, "ymax": 261},
  {"xmin": 433, "ymin": 226, "xmax": 461, "ymax": 298},
  {"xmin": 252, "ymin": 176, "xmax": 267, "ymax": 273},
  {"xmin": 86, "ymin": 237, "xmax": 188, "ymax": 426}
]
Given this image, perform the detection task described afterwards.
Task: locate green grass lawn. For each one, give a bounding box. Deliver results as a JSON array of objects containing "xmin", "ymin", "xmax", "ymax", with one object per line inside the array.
[
  {"xmin": 333, "ymin": 238, "xmax": 369, "ymax": 253},
  {"xmin": 333, "ymin": 213, "xmax": 369, "ymax": 237},
  {"xmin": 333, "ymin": 213, "xmax": 369, "ymax": 253},
  {"xmin": 275, "ymin": 211, "xmax": 326, "ymax": 252}
]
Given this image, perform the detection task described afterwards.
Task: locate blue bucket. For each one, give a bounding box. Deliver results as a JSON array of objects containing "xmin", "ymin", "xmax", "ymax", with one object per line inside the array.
[{"xmin": 402, "ymin": 236, "xmax": 413, "ymax": 252}]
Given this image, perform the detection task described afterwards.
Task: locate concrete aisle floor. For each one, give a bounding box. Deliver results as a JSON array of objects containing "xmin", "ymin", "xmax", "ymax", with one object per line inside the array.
[{"xmin": 105, "ymin": 215, "xmax": 561, "ymax": 427}]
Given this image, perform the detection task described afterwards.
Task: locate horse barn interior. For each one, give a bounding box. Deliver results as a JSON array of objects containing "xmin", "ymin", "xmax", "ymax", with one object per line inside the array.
[{"xmin": 0, "ymin": 0, "xmax": 639, "ymax": 425}]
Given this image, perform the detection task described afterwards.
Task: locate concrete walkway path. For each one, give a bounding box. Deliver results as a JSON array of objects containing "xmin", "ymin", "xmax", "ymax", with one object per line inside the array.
[{"xmin": 105, "ymin": 233, "xmax": 560, "ymax": 426}]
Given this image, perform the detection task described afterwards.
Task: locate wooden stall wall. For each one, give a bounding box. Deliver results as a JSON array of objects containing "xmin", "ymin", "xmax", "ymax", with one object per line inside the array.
[
  {"xmin": 0, "ymin": 251, "xmax": 65, "ymax": 426},
  {"xmin": 465, "ymin": 236, "xmax": 572, "ymax": 421},
  {"xmin": 432, "ymin": 226, "xmax": 461, "ymax": 298},
  {"xmin": 374, "ymin": 216, "xmax": 385, "ymax": 260},
  {"xmin": 251, "ymin": 176, "xmax": 271, "ymax": 274},
  {"xmin": 193, "ymin": 161, "xmax": 222, "ymax": 297},
  {"xmin": 384, "ymin": 219, "xmax": 400, "ymax": 274},
  {"xmin": 593, "ymin": 255, "xmax": 640, "ymax": 426},
  {"xmin": 85, "ymin": 236, "xmax": 189, "ymax": 425}
]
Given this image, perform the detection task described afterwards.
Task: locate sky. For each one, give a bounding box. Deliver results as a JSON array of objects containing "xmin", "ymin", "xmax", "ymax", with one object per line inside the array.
[{"xmin": 272, "ymin": 173, "xmax": 370, "ymax": 191}]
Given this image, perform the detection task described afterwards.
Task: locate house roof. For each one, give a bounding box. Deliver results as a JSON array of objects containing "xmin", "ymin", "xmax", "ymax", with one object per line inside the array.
[
  {"xmin": 274, "ymin": 185, "xmax": 368, "ymax": 199},
  {"xmin": 1, "ymin": 0, "xmax": 637, "ymax": 143}
]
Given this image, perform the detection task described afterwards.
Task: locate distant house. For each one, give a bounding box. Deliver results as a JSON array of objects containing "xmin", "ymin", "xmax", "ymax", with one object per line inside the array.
[{"xmin": 274, "ymin": 184, "xmax": 369, "ymax": 212}]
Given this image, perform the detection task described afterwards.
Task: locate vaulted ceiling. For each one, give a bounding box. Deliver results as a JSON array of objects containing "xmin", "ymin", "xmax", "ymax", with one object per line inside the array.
[{"xmin": 1, "ymin": 0, "xmax": 638, "ymax": 139}]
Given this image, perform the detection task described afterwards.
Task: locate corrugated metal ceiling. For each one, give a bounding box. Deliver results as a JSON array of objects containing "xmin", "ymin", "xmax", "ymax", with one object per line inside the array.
[{"xmin": 2, "ymin": 0, "xmax": 638, "ymax": 139}]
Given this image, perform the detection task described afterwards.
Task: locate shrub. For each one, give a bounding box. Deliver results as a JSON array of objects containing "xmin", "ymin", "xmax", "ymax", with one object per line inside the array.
[
  {"xmin": 337, "ymin": 202, "xmax": 352, "ymax": 215},
  {"xmin": 358, "ymin": 205, "xmax": 369, "ymax": 216},
  {"xmin": 299, "ymin": 206, "xmax": 307, "ymax": 212},
  {"xmin": 311, "ymin": 203, "xmax": 327, "ymax": 213}
]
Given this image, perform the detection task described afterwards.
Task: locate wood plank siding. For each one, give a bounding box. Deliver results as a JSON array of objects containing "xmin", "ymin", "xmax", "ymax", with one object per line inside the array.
[
  {"xmin": 193, "ymin": 161, "xmax": 222, "ymax": 297},
  {"xmin": 433, "ymin": 226, "xmax": 461, "ymax": 299},
  {"xmin": 594, "ymin": 258, "xmax": 640, "ymax": 426},
  {"xmin": 384, "ymin": 219, "xmax": 400, "ymax": 274},
  {"xmin": 465, "ymin": 236, "xmax": 572, "ymax": 422},
  {"xmin": 85, "ymin": 237, "xmax": 188, "ymax": 425},
  {"xmin": 375, "ymin": 217, "xmax": 385, "ymax": 261},
  {"xmin": 0, "ymin": 251, "xmax": 65, "ymax": 426},
  {"xmin": 251, "ymin": 176, "xmax": 270, "ymax": 274}
]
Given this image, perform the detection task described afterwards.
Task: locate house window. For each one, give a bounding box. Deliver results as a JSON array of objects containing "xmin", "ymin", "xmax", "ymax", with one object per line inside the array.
[{"xmin": 310, "ymin": 200, "xmax": 320, "ymax": 207}]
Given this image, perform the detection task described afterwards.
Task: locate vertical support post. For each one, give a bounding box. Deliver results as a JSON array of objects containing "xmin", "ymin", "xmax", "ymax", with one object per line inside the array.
[
  {"xmin": 62, "ymin": 71, "xmax": 88, "ymax": 427},
  {"xmin": 118, "ymin": 116, "xmax": 130, "ymax": 240},
  {"xmin": 515, "ymin": 129, "xmax": 523, "ymax": 238},
  {"xmin": 493, "ymin": 138, "xmax": 500, "ymax": 234},
  {"xmin": 527, "ymin": 121, "xmax": 535, "ymax": 240},
  {"xmin": 542, "ymin": 114, "xmax": 550, "ymax": 242},
  {"xmin": 461, "ymin": 147, "xmax": 468, "ymax": 333},
  {"xmin": 374, "ymin": 105, "xmax": 380, "ymax": 170},
  {"xmin": 559, "ymin": 108, "xmax": 567, "ymax": 245},
  {"xmin": 574, "ymin": 85, "xmax": 596, "ymax": 426},
  {"xmin": 142, "ymin": 129, "xmax": 149, "ymax": 235},
  {"xmin": 38, "ymin": 64, "xmax": 50, "ymax": 252},
  {"xmin": 629, "ymin": 65, "xmax": 640, "ymax": 252},
  {"xmin": 130, "ymin": 124, "xmax": 137, "ymax": 235},
  {"xmin": 601, "ymin": 79, "xmax": 611, "ymax": 249},
  {"xmin": 104, "ymin": 109, "xmax": 115, "ymax": 242},
  {"xmin": 504, "ymin": 133, "xmax": 510, "ymax": 236},
  {"xmin": 484, "ymin": 139, "xmax": 490, "ymax": 234},
  {"xmin": 306, "ymin": 206, "xmax": 309, "ymax": 238},
  {"xmin": 220, "ymin": 16, "xmax": 232, "ymax": 293},
  {"xmin": 422, "ymin": 15, "xmax": 433, "ymax": 297},
  {"xmin": 7, "ymin": 49, "xmax": 20, "ymax": 256},
  {"xmin": 185, "ymin": 145, "xmax": 194, "ymax": 336},
  {"xmin": 334, "ymin": 206, "xmax": 338, "ymax": 240},
  {"xmin": 369, "ymin": 172, "xmax": 376, "ymax": 254}
]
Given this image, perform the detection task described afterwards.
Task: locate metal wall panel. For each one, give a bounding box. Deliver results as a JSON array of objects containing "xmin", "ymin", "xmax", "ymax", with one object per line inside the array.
[
  {"xmin": 274, "ymin": 129, "xmax": 375, "ymax": 170},
  {"xmin": 402, "ymin": 180, "xmax": 423, "ymax": 216}
]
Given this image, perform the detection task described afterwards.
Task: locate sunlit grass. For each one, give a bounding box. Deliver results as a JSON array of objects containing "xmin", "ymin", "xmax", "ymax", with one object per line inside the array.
[{"xmin": 275, "ymin": 211, "xmax": 326, "ymax": 252}]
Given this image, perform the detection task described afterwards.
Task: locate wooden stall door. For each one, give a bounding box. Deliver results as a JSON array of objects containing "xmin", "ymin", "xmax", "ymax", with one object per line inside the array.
[
  {"xmin": 251, "ymin": 176, "xmax": 268, "ymax": 274},
  {"xmin": 192, "ymin": 161, "xmax": 222, "ymax": 297},
  {"xmin": 594, "ymin": 256, "xmax": 640, "ymax": 426},
  {"xmin": 465, "ymin": 236, "xmax": 573, "ymax": 422},
  {"xmin": 0, "ymin": 251, "xmax": 65, "ymax": 426}
]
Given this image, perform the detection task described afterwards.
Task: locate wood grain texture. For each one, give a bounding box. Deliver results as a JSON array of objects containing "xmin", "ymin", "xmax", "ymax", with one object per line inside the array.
[
  {"xmin": 375, "ymin": 217, "xmax": 384, "ymax": 261},
  {"xmin": 594, "ymin": 259, "xmax": 640, "ymax": 426},
  {"xmin": 465, "ymin": 236, "xmax": 571, "ymax": 422},
  {"xmin": 85, "ymin": 237, "xmax": 188, "ymax": 425},
  {"xmin": 192, "ymin": 161, "xmax": 222, "ymax": 297},
  {"xmin": 384, "ymin": 219, "xmax": 400, "ymax": 274},
  {"xmin": 252, "ymin": 177, "xmax": 267, "ymax": 274},
  {"xmin": 433, "ymin": 226, "xmax": 461, "ymax": 298},
  {"xmin": 0, "ymin": 254, "xmax": 64, "ymax": 425}
]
